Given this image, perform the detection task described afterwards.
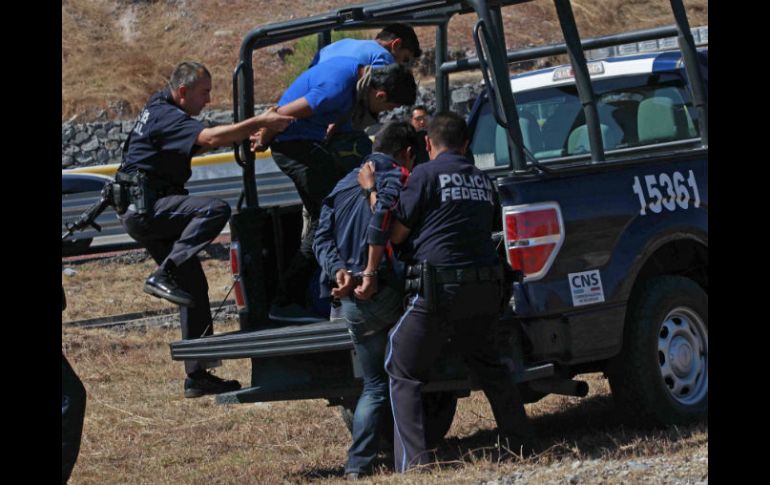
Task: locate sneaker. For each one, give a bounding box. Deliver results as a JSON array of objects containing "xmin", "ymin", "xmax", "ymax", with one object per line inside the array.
[
  {"xmin": 184, "ymin": 371, "xmax": 241, "ymax": 398},
  {"xmin": 144, "ymin": 269, "xmax": 195, "ymax": 307},
  {"xmin": 269, "ymin": 303, "xmax": 324, "ymax": 323}
]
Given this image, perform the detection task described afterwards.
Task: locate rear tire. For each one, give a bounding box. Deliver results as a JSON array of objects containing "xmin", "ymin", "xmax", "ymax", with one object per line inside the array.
[{"xmin": 608, "ymin": 275, "xmax": 708, "ymax": 426}]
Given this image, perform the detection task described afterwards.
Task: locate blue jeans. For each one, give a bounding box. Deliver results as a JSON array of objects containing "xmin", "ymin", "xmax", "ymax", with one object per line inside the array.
[{"xmin": 335, "ymin": 285, "xmax": 403, "ymax": 474}]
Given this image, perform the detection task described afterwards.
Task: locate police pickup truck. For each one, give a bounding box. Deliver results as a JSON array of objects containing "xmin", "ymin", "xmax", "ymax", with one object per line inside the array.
[{"xmin": 171, "ymin": 0, "xmax": 707, "ymax": 438}]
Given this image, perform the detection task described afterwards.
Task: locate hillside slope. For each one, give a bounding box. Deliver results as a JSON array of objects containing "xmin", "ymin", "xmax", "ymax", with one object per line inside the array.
[{"xmin": 62, "ymin": 0, "xmax": 707, "ymax": 121}]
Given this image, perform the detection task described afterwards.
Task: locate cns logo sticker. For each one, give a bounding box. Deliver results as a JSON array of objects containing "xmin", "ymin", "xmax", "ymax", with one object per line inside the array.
[{"xmin": 568, "ymin": 270, "xmax": 605, "ymax": 307}]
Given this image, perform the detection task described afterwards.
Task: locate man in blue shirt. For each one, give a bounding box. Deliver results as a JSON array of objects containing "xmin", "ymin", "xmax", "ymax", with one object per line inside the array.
[
  {"xmin": 253, "ymin": 60, "xmax": 416, "ymax": 323},
  {"xmin": 359, "ymin": 112, "xmax": 536, "ymax": 472},
  {"xmin": 118, "ymin": 61, "xmax": 293, "ymax": 398},
  {"xmin": 310, "ymin": 23, "xmax": 422, "ymax": 68},
  {"xmin": 313, "ymin": 122, "xmax": 418, "ymax": 480}
]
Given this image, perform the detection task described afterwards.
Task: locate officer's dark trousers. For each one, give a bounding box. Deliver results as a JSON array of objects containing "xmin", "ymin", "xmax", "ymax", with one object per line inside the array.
[
  {"xmin": 62, "ymin": 353, "xmax": 86, "ymax": 484},
  {"xmin": 385, "ymin": 281, "xmax": 532, "ymax": 473},
  {"xmin": 271, "ymin": 135, "xmax": 369, "ymax": 306},
  {"xmin": 120, "ymin": 195, "xmax": 230, "ymax": 374}
]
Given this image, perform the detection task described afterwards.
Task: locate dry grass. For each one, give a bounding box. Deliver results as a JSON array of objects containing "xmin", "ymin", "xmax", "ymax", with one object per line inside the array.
[
  {"xmin": 62, "ymin": 249, "xmax": 234, "ymax": 322},
  {"xmin": 62, "ymin": 252, "xmax": 707, "ymax": 484},
  {"xmin": 61, "ymin": 0, "xmax": 707, "ymax": 121}
]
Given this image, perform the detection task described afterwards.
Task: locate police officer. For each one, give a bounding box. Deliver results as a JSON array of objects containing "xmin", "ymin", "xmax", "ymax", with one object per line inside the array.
[
  {"xmin": 116, "ymin": 61, "xmax": 293, "ymax": 398},
  {"xmin": 366, "ymin": 112, "xmax": 535, "ymax": 472},
  {"xmin": 62, "ymin": 286, "xmax": 86, "ymax": 484}
]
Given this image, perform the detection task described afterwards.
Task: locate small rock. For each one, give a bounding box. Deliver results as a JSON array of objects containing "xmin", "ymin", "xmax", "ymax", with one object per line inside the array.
[
  {"xmin": 214, "ymin": 30, "xmax": 233, "ymax": 37},
  {"xmin": 63, "ymin": 268, "xmax": 78, "ymax": 276},
  {"xmin": 62, "ymin": 156, "xmax": 75, "ymax": 168},
  {"xmin": 81, "ymin": 138, "xmax": 100, "ymax": 152},
  {"xmin": 73, "ymin": 132, "xmax": 89, "ymax": 144}
]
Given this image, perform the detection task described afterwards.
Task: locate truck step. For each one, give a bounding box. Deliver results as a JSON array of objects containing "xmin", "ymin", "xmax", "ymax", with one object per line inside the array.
[{"xmin": 170, "ymin": 320, "xmax": 352, "ymax": 361}]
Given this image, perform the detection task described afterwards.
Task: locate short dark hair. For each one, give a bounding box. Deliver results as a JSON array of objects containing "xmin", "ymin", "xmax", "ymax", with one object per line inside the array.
[
  {"xmin": 373, "ymin": 121, "xmax": 419, "ymax": 159},
  {"xmin": 169, "ymin": 61, "xmax": 210, "ymax": 90},
  {"xmin": 411, "ymin": 105, "xmax": 429, "ymax": 115},
  {"xmin": 376, "ymin": 23, "xmax": 422, "ymax": 58},
  {"xmin": 427, "ymin": 112, "xmax": 469, "ymax": 151},
  {"xmin": 370, "ymin": 64, "xmax": 417, "ymax": 106}
]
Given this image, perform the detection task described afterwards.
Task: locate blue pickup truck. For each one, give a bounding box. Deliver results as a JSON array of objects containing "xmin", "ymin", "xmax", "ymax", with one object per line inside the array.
[{"xmin": 171, "ymin": 0, "xmax": 707, "ymax": 438}]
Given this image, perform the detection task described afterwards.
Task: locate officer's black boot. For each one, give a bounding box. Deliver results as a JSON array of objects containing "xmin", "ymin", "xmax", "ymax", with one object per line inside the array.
[
  {"xmin": 184, "ymin": 370, "xmax": 241, "ymax": 398},
  {"xmin": 143, "ymin": 262, "xmax": 195, "ymax": 307}
]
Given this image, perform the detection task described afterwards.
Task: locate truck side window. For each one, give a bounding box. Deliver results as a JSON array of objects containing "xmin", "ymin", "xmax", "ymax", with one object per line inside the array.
[{"xmin": 470, "ymin": 70, "xmax": 700, "ymax": 167}]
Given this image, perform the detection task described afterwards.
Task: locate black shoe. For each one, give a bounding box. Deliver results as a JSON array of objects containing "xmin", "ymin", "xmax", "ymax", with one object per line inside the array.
[
  {"xmin": 184, "ymin": 371, "xmax": 241, "ymax": 398},
  {"xmin": 144, "ymin": 269, "xmax": 195, "ymax": 307}
]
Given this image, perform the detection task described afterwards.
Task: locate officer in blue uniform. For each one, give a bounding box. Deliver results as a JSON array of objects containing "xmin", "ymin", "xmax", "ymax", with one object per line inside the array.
[
  {"xmin": 252, "ymin": 60, "xmax": 416, "ymax": 323},
  {"xmin": 117, "ymin": 61, "xmax": 293, "ymax": 397},
  {"xmin": 372, "ymin": 112, "xmax": 535, "ymax": 472}
]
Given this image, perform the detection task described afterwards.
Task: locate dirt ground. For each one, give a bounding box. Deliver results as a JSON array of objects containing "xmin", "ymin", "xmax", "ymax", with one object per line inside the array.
[{"xmin": 61, "ymin": 253, "xmax": 707, "ymax": 484}]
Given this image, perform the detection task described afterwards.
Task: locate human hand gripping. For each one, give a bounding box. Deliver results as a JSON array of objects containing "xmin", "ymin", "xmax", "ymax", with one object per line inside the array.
[
  {"xmin": 358, "ymin": 161, "xmax": 376, "ymax": 190},
  {"xmin": 250, "ymin": 107, "xmax": 292, "ymax": 152},
  {"xmin": 354, "ymin": 273, "xmax": 378, "ymax": 300}
]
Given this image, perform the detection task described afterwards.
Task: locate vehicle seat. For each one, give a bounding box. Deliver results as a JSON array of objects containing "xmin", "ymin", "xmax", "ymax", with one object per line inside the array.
[
  {"xmin": 518, "ymin": 110, "xmax": 543, "ymax": 153},
  {"xmin": 637, "ymin": 87, "xmax": 697, "ymax": 143},
  {"xmin": 566, "ymin": 123, "xmax": 620, "ymax": 155}
]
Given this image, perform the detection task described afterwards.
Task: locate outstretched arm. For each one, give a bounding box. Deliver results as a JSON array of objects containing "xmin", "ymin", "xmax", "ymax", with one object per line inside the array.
[{"xmin": 195, "ymin": 107, "xmax": 294, "ymax": 152}]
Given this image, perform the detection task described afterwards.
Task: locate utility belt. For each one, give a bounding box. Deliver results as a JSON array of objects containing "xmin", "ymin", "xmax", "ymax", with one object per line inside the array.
[
  {"xmin": 404, "ymin": 262, "xmax": 503, "ymax": 312},
  {"xmin": 113, "ymin": 171, "xmax": 186, "ymax": 215}
]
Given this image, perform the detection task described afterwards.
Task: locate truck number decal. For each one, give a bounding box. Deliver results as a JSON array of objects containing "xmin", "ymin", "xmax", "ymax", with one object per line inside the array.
[{"xmin": 632, "ymin": 170, "xmax": 701, "ymax": 216}]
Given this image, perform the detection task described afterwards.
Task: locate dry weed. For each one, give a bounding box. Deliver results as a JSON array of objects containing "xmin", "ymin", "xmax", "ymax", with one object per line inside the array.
[
  {"xmin": 63, "ymin": 255, "xmax": 706, "ymax": 484},
  {"xmin": 62, "ymin": 0, "xmax": 707, "ymax": 121}
]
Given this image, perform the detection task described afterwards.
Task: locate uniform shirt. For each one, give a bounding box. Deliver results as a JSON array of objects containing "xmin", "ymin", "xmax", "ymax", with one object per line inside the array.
[
  {"xmin": 121, "ymin": 89, "xmax": 204, "ymax": 188},
  {"xmin": 395, "ymin": 151, "xmax": 499, "ymax": 268},
  {"xmin": 313, "ymin": 152, "xmax": 409, "ymax": 298},
  {"xmin": 275, "ymin": 56, "xmax": 361, "ymax": 143},
  {"xmin": 309, "ymin": 38, "xmax": 394, "ymax": 68}
]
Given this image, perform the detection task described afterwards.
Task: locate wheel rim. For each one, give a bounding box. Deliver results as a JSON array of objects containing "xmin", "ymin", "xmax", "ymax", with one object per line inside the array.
[{"xmin": 657, "ymin": 306, "xmax": 708, "ymax": 406}]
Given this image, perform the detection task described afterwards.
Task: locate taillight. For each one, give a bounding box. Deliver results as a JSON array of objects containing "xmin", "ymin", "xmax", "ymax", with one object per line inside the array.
[
  {"xmin": 503, "ymin": 202, "xmax": 564, "ymax": 281},
  {"xmin": 230, "ymin": 241, "xmax": 246, "ymax": 310}
]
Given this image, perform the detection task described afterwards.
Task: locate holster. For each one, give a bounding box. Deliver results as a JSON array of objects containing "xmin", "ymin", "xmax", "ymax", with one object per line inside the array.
[
  {"xmin": 115, "ymin": 171, "xmax": 184, "ymax": 215},
  {"xmin": 405, "ymin": 261, "xmax": 437, "ymax": 313}
]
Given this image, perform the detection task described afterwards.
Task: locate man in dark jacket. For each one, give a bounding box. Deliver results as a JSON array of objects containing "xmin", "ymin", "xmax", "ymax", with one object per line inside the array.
[
  {"xmin": 313, "ymin": 122, "xmax": 418, "ymax": 479},
  {"xmin": 117, "ymin": 61, "xmax": 293, "ymax": 398}
]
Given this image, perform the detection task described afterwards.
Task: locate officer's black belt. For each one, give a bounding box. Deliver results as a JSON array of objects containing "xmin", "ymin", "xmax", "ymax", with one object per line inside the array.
[{"xmin": 407, "ymin": 264, "xmax": 503, "ymax": 283}]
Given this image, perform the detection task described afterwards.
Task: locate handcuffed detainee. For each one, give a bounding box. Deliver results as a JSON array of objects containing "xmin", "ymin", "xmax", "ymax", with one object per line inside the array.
[
  {"xmin": 359, "ymin": 112, "xmax": 536, "ymax": 472},
  {"xmin": 114, "ymin": 61, "xmax": 293, "ymax": 398},
  {"xmin": 312, "ymin": 122, "xmax": 418, "ymax": 480}
]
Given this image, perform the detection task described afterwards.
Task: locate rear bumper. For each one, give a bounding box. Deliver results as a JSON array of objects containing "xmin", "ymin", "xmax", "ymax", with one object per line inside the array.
[{"xmin": 507, "ymin": 301, "xmax": 627, "ymax": 366}]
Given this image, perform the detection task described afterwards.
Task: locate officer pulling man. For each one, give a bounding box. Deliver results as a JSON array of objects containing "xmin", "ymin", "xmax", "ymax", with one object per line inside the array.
[
  {"xmin": 359, "ymin": 112, "xmax": 536, "ymax": 472},
  {"xmin": 115, "ymin": 61, "xmax": 293, "ymax": 398}
]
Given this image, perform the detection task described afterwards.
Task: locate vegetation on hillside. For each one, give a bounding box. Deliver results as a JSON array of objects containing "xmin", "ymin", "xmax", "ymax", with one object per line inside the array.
[{"xmin": 62, "ymin": 0, "xmax": 707, "ymax": 122}]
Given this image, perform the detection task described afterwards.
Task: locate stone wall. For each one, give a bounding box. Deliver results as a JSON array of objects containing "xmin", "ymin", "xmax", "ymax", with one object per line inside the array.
[{"xmin": 61, "ymin": 83, "xmax": 485, "ymax": 169}]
